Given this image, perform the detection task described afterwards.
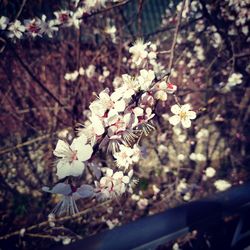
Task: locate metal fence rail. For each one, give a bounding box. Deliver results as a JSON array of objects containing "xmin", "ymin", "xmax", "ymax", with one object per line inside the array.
[{"xmin": 56, "ymin": 183, "xmax": 250, "ymax": 250}]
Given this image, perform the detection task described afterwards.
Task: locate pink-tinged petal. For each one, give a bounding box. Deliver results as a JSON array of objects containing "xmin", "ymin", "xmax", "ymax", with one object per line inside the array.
[
  {"xmin": 56, "ymin": 160, "xmax": 71, "ymax": 179},
  {"xmin": 113, "ymin": 171, "xmax": 123, "ymax": 179},
  {"xmin": 133, "ymin": 107, "xmax": 144, "ymax": 116},
  {"xmin": 166, "ymin": 83, "xmax": 177, "ymax": 94},
  {"xmin": 171, "ymin": 104, "xmax": 181, "ymax": 115},
  {"xmin": 146, "ymin": 107, "xmax": 152, "ymax": 116},
  {"xmin": 181, "ymin": 118, "xmax": 191, "ymax": 128},
  {"xmin": 100, "ymin": 177, "xmax": 107, "ymax": 186},
  {"xmin": 53, "ymin": 140, "xmax": 70, "ymax": 158},
  {"xmin": 71, "ymin": 135, "xmax": 87, "ymax": 150},
  {"xmin": 122, "ymin": 176, "xmax": 130, "ymax": 184},
  {"xmin": 70, "ymin": 161, "xmax": 85, "ymax": 177},
  {"xmin": 76, "ymin": 144, "xmax": 93, "ymax": 162},
  {"xmin": 181, "ymin": 104, "xmax": 191, "ymax": 112},
  {"xmin": 169, "ymin": 115, "xmax": 181, "ymax": 125},
  {"xmin": 188, "ymin": 111, "xmax": 196, "ymax": 119}
]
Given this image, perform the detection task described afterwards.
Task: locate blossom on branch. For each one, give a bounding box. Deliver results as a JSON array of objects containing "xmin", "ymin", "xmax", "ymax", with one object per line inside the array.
[
  {"xmin": 95, "ymin": 168, "xmax": 135, "ymax": 199},
  {"xmin": 113, "ymin": 144, "xmax": 141, "ymax": 169},
  {"xmin": 169, "ymin": 104, "xmax": 196, "ymax": 128},
  {"xmin": 153, "ymin": 82, "xmax": 177, "ymax": 101},
  {"xmin": 8, "ymin": 20, "xmax": 25, "ymax": 39},
  {"xmin": 0, "ymin": 16, "xmax": 9, "ymax": 30},
  {"xmin": 53, "ymin": 135, "xmax": 93, "ymax": 179}
]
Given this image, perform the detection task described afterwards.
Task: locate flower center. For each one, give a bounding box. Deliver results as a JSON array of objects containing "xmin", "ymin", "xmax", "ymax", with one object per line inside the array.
[
  {"xmin": 71, "ymin": 151, "xmax": 78, "ymax": 161},
  {"xmin": 59, "ymin": 13, "xmax": 69, "ymax": 23},
  {"xmin": 179, "ymin": 111, "xmax": 187, "ymax": 120},
  {"xmin": 28, "ymin": 23, "xmax": 40, "ymax": 33}
]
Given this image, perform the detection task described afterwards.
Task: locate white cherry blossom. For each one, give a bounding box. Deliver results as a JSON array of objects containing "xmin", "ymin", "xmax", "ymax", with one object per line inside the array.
[
  {"xmin": 24, "ymin": 18, "xmax": 42, "ymax": 37},
  {"xmin": 40, "ymin": 15, "xmax": 58, "ymax": 38},
  {"xmin": 122, "ymin": 74, "xmax": 140, "ymax": 92},
  {"xmin": 138, "ymin": 69, "xmax": 155, "ymax": 91},
  {"xmin": 129, "ymin": 39, "xmax": 148, "ymax": 66},
  {"xmin": 205, "ymin": 167, "xmax": 216, "ymax": 178},
  {"xmin": 113, "ymin": 144, "xmax": 141, "ymax": 169},
  {"xmin": 90, "ymin": 89, "xmax": 126, "ymax": 117},
  {"xmin": 53, "ymin": 135, "xmax": 93, "ymax": 179},
  {"xmin": 96, "ymin": 168, "xmax": 134, "ymax": 199},
  {"xmin": 8, "ymin": 20, "xmax": 25, "ymax": 39},
  {"xmin": 227, "ymin": 72, "xmax": 243, "ymax": 87},
  {"xmin": 169, "ymin": 104, "xmax": 196, "ymax": 128},
  {"xmin": 54, "ymin": 10, "xmax": 72, "ymax": 26},
  {"xmin": 0, "ymin": 16, "xmax": 9, "ymax": 30},
  {"xmin": 153, "ymin": 82, "xmax": 177, "ymax": 101},
  {"xmin": 214, "ymin": 180, "xmax": 232, "ymax": 191}
]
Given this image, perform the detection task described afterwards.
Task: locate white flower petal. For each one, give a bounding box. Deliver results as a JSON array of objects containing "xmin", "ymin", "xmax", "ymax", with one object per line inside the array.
[
  {"xmin": 113, "ymin": 171, "xmax": 123, "ymax": 179},
  {"xmin": 122, "ymin": 176, "xmax": 130, "ymax": 184},
  {"xmin": 53, "ymin": 140, "xmax": 70, "ymax": 158},
  {"xmin": 169, "ymin": 115, "xmax": 181, "ymax": 125},
  {"xmin": 133, "ymin": 107, "xmax": 144, "ymax": 116},
  {"xmin": 128, "ymin": 169, "xmax": 133, "ymax": 178},
  {"xmin": 171, "ymin": 104, "xmax": 181, "ymax": 114},
  {"xmin": 188, "ymin": 111, "xmax": 196, "ymax": 119},
  {"xmin": 70, "ymin": 161, "xmax": 85, "ymax": 177},
  {"xmin": 111, "ymin": 90, "xmax": 122, "ymax": 102},
  {"xmin": 76, "ymin": 144, "xmax": 93, "ymax": 162},
  {"xmin": 181, "ymin": 118, "xmax": 191, "ymax": 128},
  {"xmin": 56, "ymin": 160, "xmax": 71, "ymax": 179},
  {"xmin": 71, "ymin": 135, "xmax": 87, "ymax": 150},
  {"xmin": 106, "ymin": 168, "xmax": 113, "ymax": 177},
  {"xmin": 99, "ymin": 92, "xmax": 110, "ymax": 102},
  {"xmin": 114, "ymin": 100, "xmax": 126, "ymax": 112},
  {"xmin": 94, "ymin": 123, "xmax": 105, "ymax": 136},
  {"xmin": 181, "ymin": 104, "xmax": 191, "ymax": 112}
]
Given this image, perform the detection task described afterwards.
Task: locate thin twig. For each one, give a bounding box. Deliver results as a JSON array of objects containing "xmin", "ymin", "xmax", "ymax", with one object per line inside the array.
[
  {"xmin": 167, "ymin": 0, "xmax": 186, "ymax": 77},
  {"xmin": 7, "ymin": 43, "xmax": 71, "ymax": 115},
  {"xmin": 0, "ymin": 200, "xmax": 110, "ymax": 240},
  {"xmin": 13, "ymin": 0, "xmax": 27, "ymax": 21}
]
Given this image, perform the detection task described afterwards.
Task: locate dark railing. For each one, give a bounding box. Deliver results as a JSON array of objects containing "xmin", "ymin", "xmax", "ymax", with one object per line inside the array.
[{"xmin": 56, "ymin": 183, "xmax": 250, "ymax": 250}]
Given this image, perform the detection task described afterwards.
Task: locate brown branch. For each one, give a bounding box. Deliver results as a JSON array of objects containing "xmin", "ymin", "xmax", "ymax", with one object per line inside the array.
[
  {"xmin": 0, "ymin": 134, "xmax": 52, "ymax": 156},
  {"xmin": 13, "ymin": 0, "xmax": 27, "ymax": 21},
  {"xmin": 83, "ymin": 0, "xmax": 131, "ymax": 19},
  {"xmin": 167, "ymin": 0, "xmax": 186, "ymax": 76},
  {"xmin": 0, "ymin": 200, "xmax": 111, "ymax": 241},
  {"xmin": 7, "ymin": 43, "xmax": 72, "ymax": 115}
]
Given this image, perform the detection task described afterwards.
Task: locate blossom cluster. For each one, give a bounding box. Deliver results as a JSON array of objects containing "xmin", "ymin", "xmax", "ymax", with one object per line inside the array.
[
  {"xmin": 0, "ymin": 0, "xmax": 118, "ymax": 41},
  {"xmin": 43, "ymin": 39, "xmax": 197, "ymax": 216}
]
